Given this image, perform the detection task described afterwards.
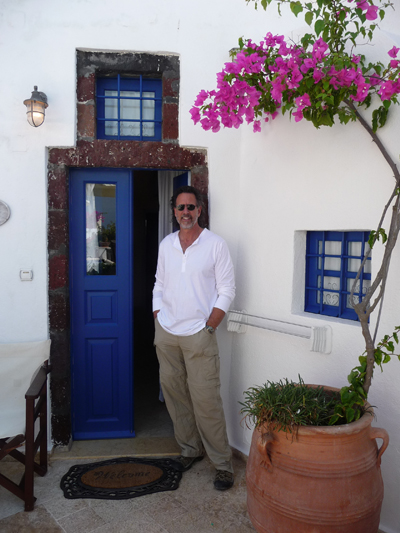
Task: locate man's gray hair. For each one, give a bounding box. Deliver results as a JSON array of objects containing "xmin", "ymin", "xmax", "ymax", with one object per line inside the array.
[{"xmin": 170, "ymin": 186, "xmax": 206, "ymax": 228}]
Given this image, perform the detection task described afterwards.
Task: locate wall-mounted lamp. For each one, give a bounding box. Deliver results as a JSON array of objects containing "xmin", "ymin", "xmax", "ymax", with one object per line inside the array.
[{"xmin": 23, "ymin": 86, "xmax": 48, "ymax": 127}]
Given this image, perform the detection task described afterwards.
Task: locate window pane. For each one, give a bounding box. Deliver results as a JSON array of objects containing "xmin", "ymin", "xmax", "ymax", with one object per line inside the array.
[
  {"xmin": 120, "ymin": 121, "xmax": 140, "ymax": 137},
  {"xmin": 104, "ymin": 91, "xmax": 118, "ymax": 136},
  {"xmin": 317, "ymin": 275, "xmax": 340, "ymax": 306},
  {"xmin": 120, "ymin": 91, "xmax": 140, "ymax": 119},
  {"xmin": 86, "ymin": 183, "xmax": 116, "ymax": 276},
  {"xmin": 120, "ymin": 91, "xmax": 141, "ymax": 137},
  {"xmin": 318, "ymin": 240, "xmax": 322, "ymax": 269},
  {"xmin": 348, "ymin": 241, "xmax": 362, "ymax": 272},
  {"xmin": 142, "ymin": 91, "xmax": 155, "ymax": 137},
  {"xmin": 325, "ymin": 241, "xmax": 341, "ymax": 271},
  {"xmin": 346, "ymin": 278, "xmax": 371, "ymax": 308}
]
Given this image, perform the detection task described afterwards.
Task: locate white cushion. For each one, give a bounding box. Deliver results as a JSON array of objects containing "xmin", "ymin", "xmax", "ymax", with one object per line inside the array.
[{"xmin": 0, "ymin": 340, "xmax": 51, "ymax": 439}]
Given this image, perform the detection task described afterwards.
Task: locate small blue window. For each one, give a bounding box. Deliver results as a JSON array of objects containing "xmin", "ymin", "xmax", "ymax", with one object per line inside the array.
[
  {"xmin": 96, "ymin": 75, "xmax": 162, "ymax": 141},
  {"xmin": 305, "ymin": 231, "xmax": 371, "ymax": 321}
]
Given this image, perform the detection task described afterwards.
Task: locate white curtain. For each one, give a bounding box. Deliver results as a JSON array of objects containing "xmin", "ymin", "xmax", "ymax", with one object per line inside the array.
[
  {"xmin": 157, "ymin": 171, "xmax": 190, "ymax": 243},
  {"xmin": 158, "ymin": 171, "xmax": 175, "ymax": 243},
  {"xmin": 156, "ymin": 171, "xmax": 188, "ymax": 402},
  {"xmin": 85, "ymin": 183, "xmax": 99, "ymax": 273}
]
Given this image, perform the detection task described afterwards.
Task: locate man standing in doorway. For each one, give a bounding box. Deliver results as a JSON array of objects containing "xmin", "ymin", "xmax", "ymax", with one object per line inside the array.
[{"xmin": 153, "ymin": 185, "xmax": 235, "ymax": 490}]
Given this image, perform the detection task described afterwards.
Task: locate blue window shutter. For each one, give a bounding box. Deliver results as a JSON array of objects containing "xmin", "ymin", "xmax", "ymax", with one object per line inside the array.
[
  {"xmin": 305, "ymin": 231, "xmax": 371, "ymax": 321},
  {"xmin": 96, "ymin": 75, "xmax": 162, "ymax": 141}
]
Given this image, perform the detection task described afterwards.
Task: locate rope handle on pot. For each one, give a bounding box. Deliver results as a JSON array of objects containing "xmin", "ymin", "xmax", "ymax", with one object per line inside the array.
[
  {"xmin": 257, "ymin": 432, "xmax": 274, "ymax": 469},
  {"xmin": 370, "ymin": 427, "xmax": 389, "ymax": 466}
]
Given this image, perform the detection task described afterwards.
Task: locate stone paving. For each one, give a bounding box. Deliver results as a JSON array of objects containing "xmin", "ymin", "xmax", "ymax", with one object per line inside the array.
[{"xmin": 0, "ymin": 443, "xmax": 254, "ymax": 533}]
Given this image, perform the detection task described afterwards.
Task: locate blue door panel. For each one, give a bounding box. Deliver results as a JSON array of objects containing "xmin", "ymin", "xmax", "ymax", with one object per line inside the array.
[{"xmin": 69, "ymin": 168, "xmax": 134, "ymax": 440}]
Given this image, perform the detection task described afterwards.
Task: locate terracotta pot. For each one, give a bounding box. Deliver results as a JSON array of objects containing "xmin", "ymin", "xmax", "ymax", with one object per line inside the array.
[{"xmin": 246, "ymin": 388, "xmax": 389, "ymax": 533}]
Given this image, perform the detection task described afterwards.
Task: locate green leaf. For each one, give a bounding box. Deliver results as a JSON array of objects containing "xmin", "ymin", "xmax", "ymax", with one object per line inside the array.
[
  {"xmin": 379, "ymin": 227, "xmax": 388, "ymax": 244},
  {"xmin": 383, "ymin": 354, "xmax": 391, "ymax": 364},
  {"xmin": 374, "ymin": 348, "xmax": 383, "ymax": 365},
  {"xmin": 315, "ymin": 19, "xmax": 325, "ymax": 36},
  {"xmin": 393, "ymin": 332, "xmax": 398, "ymax": 344},
  {"xmin": 347, "ymin": 370, "xmax": 358, "ymax": 383},
  {"xmin": 329, "ymin": 414, "xmax": 341, "ymax": 425},
  {"xmin": 346, "ymin": 408, "xmax": 355, "ymax": 423},
  {"xmin": 290, "ymin": 1, "xmax": 303, "ymax": 17},
  {"xmin": 368, "ymin": 230, "xmax": 376, "ymax": 248},
  {"xmin": 305, "ymin": 11, "xmax": 313, "ymax": 26},
  {"xmin": 356, "ymin": 387, "xmax": 366, "ymax": 399}
]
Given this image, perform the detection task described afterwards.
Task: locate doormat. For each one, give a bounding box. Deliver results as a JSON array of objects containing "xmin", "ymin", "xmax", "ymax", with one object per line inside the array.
[{"xmin": 60, "ymin": 457, "xmax": 182, "ymax": 500}]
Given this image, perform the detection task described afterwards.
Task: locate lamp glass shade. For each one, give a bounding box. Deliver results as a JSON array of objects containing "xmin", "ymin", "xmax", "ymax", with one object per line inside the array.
[
  {"xmin": 25, "ymin": 100, "xmax": 46, "ymax": 127},
  {"xmin": 23, "ymin": 87, "xmax": 48, "ymax": 127}
]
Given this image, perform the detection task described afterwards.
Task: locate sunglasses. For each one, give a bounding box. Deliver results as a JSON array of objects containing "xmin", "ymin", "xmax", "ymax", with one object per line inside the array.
[{"xmin": 176, "ymin": 204, "xmax": 197, "ymax": 211}]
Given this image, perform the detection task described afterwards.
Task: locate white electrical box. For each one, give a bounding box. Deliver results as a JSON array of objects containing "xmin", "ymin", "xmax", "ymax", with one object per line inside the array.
[{"xmin": 20, "ymin": 269, "xmax": 33, "ymax": 281}]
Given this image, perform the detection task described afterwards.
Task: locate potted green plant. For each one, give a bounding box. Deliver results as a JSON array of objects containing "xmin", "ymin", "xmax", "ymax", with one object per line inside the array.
[
  {"xmin": 240, "ymin": 377, "xmax": 390, "ymax": 532},
  {"xmin": 190, "ymin": 0, "xmax": 400, "ymax": 531}
]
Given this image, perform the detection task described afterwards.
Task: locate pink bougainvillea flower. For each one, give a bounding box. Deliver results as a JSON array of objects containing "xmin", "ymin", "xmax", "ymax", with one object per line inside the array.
[
  {"xmin": 200, "ymin": 117, "xmax": 212, "ymax": 131},
  {"xmin": 388, "ymin": 46, "xmax": 400, "ymax": 58},
  {"xmin": 352, "ymin": 55, "xmax": 361, "ymax": 64},
  {"xmin": 312, "ymin": 38, "xmax": 329, "ymax": 60},
  {"xmin": 292, "ymin": 108, "xmax": 304, "ymax": 122},
  {"xmin": 313, "ymin": 69, "xmax": 324, "ymax": 83},
  {"xmin": 369, "ymin": 73, "xmax": 381, "ymax": 86},
  {"xmin": 287, "ymin": 66, "xmax": 303, "ymax": 89},
  {"xmin": 253, "ymin": 120, "xmax": 261, "ymax": 132},
  {"xmin": 351, "ymin": 82, "xmax": 371, "ymax": 102},
  {"xmin": 194, "ymin": 90, "xmax": 209, "ymax": 107},
  {"xmin": 295, "ymin": 93, "xmax": 311, "ymax": 109},
  {"xmin": 190, "ymin": 107, "xmax": 201, "ymax": 124},
  {"xmin": 356, "ymin": 1, "xmax": 369, "ymax": 10},
  {"xmin": 365, "ymin": 5, "xmax": 378, "ymax": 20},
  {"xmin": 300, "ymin": 58, "xmax": 316, "ymax": 74},
  {"xmin": 278, "ymin": 42, "xmax": 291, "ymax": 56},
  {"xmin": 271, "ymin": 78, "xmax": 285, "ymax": 103},
  {"xmin": 232, "ymin": 114, "xmax": 244, "ymax": 129},
  {"xmin": 245, "ymin": 106, "xmax": 255, "ymax": 124},
  {"xmin": 378, "ymin": 80, "xmax": 397, "ymax": 100},
  {"xmin": 390, "ymin": 59, "xmax": 400, "ymax": 69}
]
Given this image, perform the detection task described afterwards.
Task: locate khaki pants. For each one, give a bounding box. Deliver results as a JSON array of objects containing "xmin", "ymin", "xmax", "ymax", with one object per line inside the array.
[{"xmin": 154, "ymin": 319, "xmax": 233, "ymax": 473}]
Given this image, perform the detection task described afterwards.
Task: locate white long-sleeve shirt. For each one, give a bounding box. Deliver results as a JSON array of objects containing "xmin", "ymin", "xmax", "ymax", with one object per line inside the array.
[{"xmin": 152, "ymin": 228, "xmax": 235, "ymax": 336}]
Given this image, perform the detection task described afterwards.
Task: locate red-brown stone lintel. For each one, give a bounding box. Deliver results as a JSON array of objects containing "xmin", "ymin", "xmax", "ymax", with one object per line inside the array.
[
  {"xmin": 163, "ymin": 78, "xmax": 179, "ymax": 98},
  {"xmin": 77, "ymin": 73, "xmax": 96, "ymax": 102},
  {"xmin": 77, "ymin": 103, "xmax": 96, "ymax": 140},
  {"xmin": 48, "ymin": 140, "xmax": 207, "ymax": 170},
  {"xmin": 162, "ymin": 103, "xmax": 179, "ymax": 141},
  {"xmin": 49, "ymin": 254, "xmax": 68, "ymax": 290},
  {"xmin": 49, "ymin": 291, "xmax": 69, "ymax": 330},
  {"xmin": 48, "ymin": 210, "xmax": 68, "ymax": 251},
  {"xmin": 48, "ymin": 168, "xmax": 68, "ymax": 210}
]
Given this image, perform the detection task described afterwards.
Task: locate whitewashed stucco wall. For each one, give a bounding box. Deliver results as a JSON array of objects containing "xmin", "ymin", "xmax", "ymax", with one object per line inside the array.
[
  {"xmin": 1, "ymin": 0, "xmax": 400, "ymax": 531},
  {"xmin": 184, "ymin": 5, "xmax": 400, "ymax": 533}
]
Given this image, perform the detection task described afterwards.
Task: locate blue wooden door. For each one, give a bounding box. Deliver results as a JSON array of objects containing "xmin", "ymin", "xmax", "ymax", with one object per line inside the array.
[{"xmin": 69, "ymin": 168, "xmax": 133, "ymax": 439}]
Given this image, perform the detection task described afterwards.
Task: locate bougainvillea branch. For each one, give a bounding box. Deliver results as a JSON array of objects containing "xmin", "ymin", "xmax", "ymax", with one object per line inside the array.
[{"xmin": 191, "ymin": 0, "xmax": 400, "ymax": 421}]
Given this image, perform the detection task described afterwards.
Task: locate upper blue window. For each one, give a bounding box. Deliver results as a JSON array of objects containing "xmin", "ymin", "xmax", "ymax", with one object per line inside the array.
[
  {"xmin": 96, "ymin": 75, "xmax": 162, "ymax": 141},
  {"xmin": 305, "ymin": 231, "xmax": 371, "ymax": 321}
]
